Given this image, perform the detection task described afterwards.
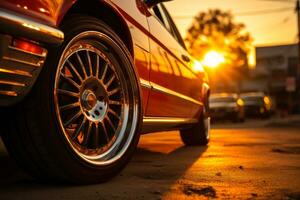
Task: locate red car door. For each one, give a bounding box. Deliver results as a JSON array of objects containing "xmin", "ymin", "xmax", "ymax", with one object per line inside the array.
[{"xmin": 145, "ymin": 4, "xmax": 203, "ymax": 118}]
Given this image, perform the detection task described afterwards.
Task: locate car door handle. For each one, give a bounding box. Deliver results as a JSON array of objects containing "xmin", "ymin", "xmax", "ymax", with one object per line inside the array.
[{"xmin": 181, "ymin": 55, "xmax": 190, "ymax": 62}]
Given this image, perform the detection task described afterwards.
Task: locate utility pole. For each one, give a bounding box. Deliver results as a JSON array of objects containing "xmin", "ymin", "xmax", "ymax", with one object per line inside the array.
[
  {"xmin": 297, "ymin": 0, "xmax": 300, "ymax": 76},
  {"xmin": 296, "ymin": 0, "xmax": 300, "ymax": 114},
  {"xmin": 286, "ymin": 0, "xmax": 299, "ymax": 115}
]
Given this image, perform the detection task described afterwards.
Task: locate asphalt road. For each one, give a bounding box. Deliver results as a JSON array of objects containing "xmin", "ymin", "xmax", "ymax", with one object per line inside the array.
[{"xmin": 0, "ymin": 118, "xmax": 300, "ymax": 200}]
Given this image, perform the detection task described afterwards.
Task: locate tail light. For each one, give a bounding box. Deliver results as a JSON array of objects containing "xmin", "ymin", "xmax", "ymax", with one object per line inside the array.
[{"xmin": 12, "ymin": 39, "xmax": 46, "ymax": 56}]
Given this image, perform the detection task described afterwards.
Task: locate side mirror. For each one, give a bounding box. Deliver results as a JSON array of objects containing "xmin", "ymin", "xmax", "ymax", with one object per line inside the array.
[{"xmin": 144, "ymin": 0, "xmax": 173, "ymax": 7}]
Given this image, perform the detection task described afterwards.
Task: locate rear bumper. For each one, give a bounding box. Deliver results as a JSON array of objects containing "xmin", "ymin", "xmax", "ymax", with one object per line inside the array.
[
  {"xmin": 0, "ymin": 9, "xmax": 63, "ymax": 45},
  {"xmin": 244, "ymin": 105, "xmax": 263, "ymax": 116},
  {"xmin": 210, "ymin": 107, "xmax": 237, "ymax": 119},
  {"xmin": 0, "ymin": 9, "xmax": 64, "ymax": 106}
]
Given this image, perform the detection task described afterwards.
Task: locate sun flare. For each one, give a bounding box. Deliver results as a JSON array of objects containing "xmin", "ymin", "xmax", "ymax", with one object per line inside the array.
[{"xmin": 202, "ymin": 50, "xmax": 225, "ymax": 68}]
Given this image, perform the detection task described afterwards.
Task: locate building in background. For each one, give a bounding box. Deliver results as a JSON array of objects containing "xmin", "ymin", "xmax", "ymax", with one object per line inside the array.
[{"xmin": 241, "ymin": 44, "xmax": 299, "ymax": 113}]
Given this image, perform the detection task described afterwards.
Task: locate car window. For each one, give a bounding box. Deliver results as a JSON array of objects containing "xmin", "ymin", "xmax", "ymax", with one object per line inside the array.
[
  {"xmin": 242, "ymin": 96, "xmax": 264, "ymax": 104},
  {"xmin": 210, "ymin": 97, "xmax": 236, "ymax": 103},
  {"xmin": 152, "ymin": 5, "xmax": 165, "ymax": 25},
  {"xmin": 151, "ymin": 4, "xmax": 187, "ymax": 50},
  {"xmin": 160, "ymin": 4, "xmax": 187, "ymax": 50},
  {"xmin": 152, "ymin": 4, "xmax": 172, "ymax": 33}
]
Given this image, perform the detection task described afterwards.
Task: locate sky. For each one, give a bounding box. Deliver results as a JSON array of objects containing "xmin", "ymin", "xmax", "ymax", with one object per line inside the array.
[{"xmin": 165, "ymin": 0, "xmax": 298, "ymax": 47}]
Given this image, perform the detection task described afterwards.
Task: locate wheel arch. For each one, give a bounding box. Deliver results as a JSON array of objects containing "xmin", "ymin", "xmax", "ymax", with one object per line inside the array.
[{"xmin": 60, "ymin": 0, "xmax": 134, "ymax": 58}]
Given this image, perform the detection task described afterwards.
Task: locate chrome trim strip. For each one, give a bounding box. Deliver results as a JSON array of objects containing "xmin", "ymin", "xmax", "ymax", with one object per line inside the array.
[
  {"xmin": 139, "ymin": 78, "xmax": 203, "ymax": 106},
  {"xmin": 3, "ymin": 56, "xmax": 42, "ymax": 67},
  {"xmin": 8, "ymin": 45, "xmax": 47, "ymax": 58},
  {"xmin": 0, "ymin": 90, "xmax": 18, "ymax": 96},
  {"xmin": 151, "ymin": 82, "xmax": 203, "ymax": 106},
  {"xmin": 143, "ymin": 116, "xmax": 198, "ymax": 124},
  {"xmin": 0, "ymin": 9, "xmax": 64, "ymax": 44},
  {"xmin": 140, "ymin": 78, "xmax": 152, "ymax": 89},
  {"xmin": 0, "ymin": 68, "xmax": 32, "ymax": 77},
  {"xmin": 0, "ymin": 80, "xmax": 25, "ymax": 87}
]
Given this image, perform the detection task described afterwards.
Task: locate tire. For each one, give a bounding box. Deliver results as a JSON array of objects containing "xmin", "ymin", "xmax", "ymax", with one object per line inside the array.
[
  {"xmin": 239, "ymin": 117, "xmax": 245, "ymax": 123},
  {"xmin": 233, "ymin": 113, "xmax": 245, "ymax": 123},
  {"xmin": 232, "ymin": 113, "xmax": 238, "ymax": 123},
  {"xmin": 180, "ymin": 107, "xmax": 210, "ymax": 146},
  {"xmin": 1, "ymin": 15, "xmax": 142, "ymax": 184}
]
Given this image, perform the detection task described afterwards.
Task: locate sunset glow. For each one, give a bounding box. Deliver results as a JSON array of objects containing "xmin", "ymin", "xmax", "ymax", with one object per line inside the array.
[
  {"xmin": 192, "ymin": 60, "xmax": 204, "ymax": 73},
  {"xmin": 166, "ymin": 0, "xmax": 297, "ymax": 46},
  {"xmin": 202, "ymin": 51, "xmax": 225, "ymax": 68}
]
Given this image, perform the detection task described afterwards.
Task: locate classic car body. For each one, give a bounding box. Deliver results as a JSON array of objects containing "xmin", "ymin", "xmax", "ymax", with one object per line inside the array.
[{"xmin": 0, "ymin": 0, "xmax": 210, "ymax": 183}]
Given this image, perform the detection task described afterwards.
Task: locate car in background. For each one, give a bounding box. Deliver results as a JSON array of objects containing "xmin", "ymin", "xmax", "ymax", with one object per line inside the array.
[
  {"xmin": 209, "ymin": 93, "xmax": 245, "ymax": 122},
  {"xmin": 240, "ymin": 92, "xmax": 272, "ymax": 118}
]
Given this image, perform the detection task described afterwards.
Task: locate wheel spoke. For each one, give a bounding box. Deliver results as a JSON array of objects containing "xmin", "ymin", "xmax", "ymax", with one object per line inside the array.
[
  {"xmin": 83, "ymin": 121, "xmax": 93, "ymax": 146},
  {"xmin": 108, "ymin": 108, "xmax": 120, "ymax": 120},
  {"xmin": 95, "ymin": 55, "xmax": 100, "ymax": 78},
  {"xmin": 64, "ymin": 111, "xmax": 82, "ymax": 127},
  {"xmin": 86, "ymin": 51, "xmax": 93, "ymax": 76},
  {"xmin": 101, "ymin": 121, "xmax": 110, "ymax": 143},
  {"xmin": 75, "ymin": 52, "xmax": 88, "ymax": 79},
  {"xmin": 60, "ymin": 102, "xmax": 80, "ymax": 111},
  {"xmin": 108, "ymin": 87, "xmax": 120, "ymax": 96},
  {"xmin": 106, "ymin": 116, "xmax": 116, "ymax": 132},
  {"xmin": 94, "ymin": 123, "xmax": 99, "ymax": 147},
  {"xmin": 105, "ymin": 75, "xmax": 115, "ymax": 88},
  {"xmin": 108, "ymin": 100, "xmax": 122, "ymax": 105},
  {"xmin": 72, "ymin": 117, "xmax": 86, "ymax": 140},
  {"xmin": 61, "ymin": 73, "xmax": 80, "ymax": 89},
  {"xmin": 101, "ymin": 63, "xmax": 109, "ymax": 81},
  {"xmin": 57, "ymin": 89, "xmax": 79, "ymax": 98},
  {"xmin": 66, "ymin": 60, "xmax": 83, "ymax": 82}
]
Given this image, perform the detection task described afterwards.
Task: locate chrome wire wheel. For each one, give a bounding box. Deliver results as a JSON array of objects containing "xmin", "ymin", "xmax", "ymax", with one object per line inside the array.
[{"xmin": 54, "ymin": 31, "xmax": 139, "ymax": 166}]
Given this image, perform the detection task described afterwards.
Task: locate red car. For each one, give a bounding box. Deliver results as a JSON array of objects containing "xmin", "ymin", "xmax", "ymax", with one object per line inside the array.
[{"xmin": 0, "ymin": 0, "xmax": 210, "ymax": 183}]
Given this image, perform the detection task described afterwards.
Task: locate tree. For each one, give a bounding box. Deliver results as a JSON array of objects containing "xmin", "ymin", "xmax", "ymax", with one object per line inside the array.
[{"xmin": 185, "ymin": 9, "xmax": 252, "ymax": 69}]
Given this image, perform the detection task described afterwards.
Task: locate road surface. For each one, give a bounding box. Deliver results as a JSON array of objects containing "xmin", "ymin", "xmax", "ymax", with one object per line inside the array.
[{"xmin": 0, "ymin": 117, "xmax": 300, "ymax": 199}]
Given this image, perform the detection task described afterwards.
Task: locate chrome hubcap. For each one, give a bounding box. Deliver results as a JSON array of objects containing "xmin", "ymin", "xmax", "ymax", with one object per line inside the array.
[
  {"xmin": 79, "ymin": 78, "xmax": 109, "ymax": 122},
  {"xmin": 53, "ymin": 31, "xmax": 139, "ymax": 165}
]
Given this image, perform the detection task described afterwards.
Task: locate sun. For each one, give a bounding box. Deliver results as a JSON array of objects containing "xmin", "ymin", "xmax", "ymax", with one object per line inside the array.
[{"xmin": 202, "ymin": 50, "xmax": 225, "ymax": 68}]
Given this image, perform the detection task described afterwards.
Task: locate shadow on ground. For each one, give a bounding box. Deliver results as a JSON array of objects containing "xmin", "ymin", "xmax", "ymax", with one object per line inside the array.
[{"xmin": 0, "ymin": 134, "xmax": 207, "ymax": 199}]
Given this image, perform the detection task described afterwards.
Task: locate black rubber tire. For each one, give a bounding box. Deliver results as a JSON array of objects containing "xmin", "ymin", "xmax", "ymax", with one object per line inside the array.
[
  {"xmin": 233, "ymin": 113, "xmax": 244, "ymax": 123},
  {"xmin": 180, "ymin": 109, "xmax": 209, "ymax": 146},
  {"xmin": 0, "ymin": 15, "xmax": 142, "ymax": 184}
]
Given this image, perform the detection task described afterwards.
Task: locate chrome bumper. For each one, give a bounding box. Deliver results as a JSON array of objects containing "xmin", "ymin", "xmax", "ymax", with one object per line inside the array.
[
  {"xmin": 0, "ymin": 9, "xmax": 64, "ymax": 106},
  {"xmin": 0, "ymin": 9, "xmax": 63, "ymax": 45}
]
